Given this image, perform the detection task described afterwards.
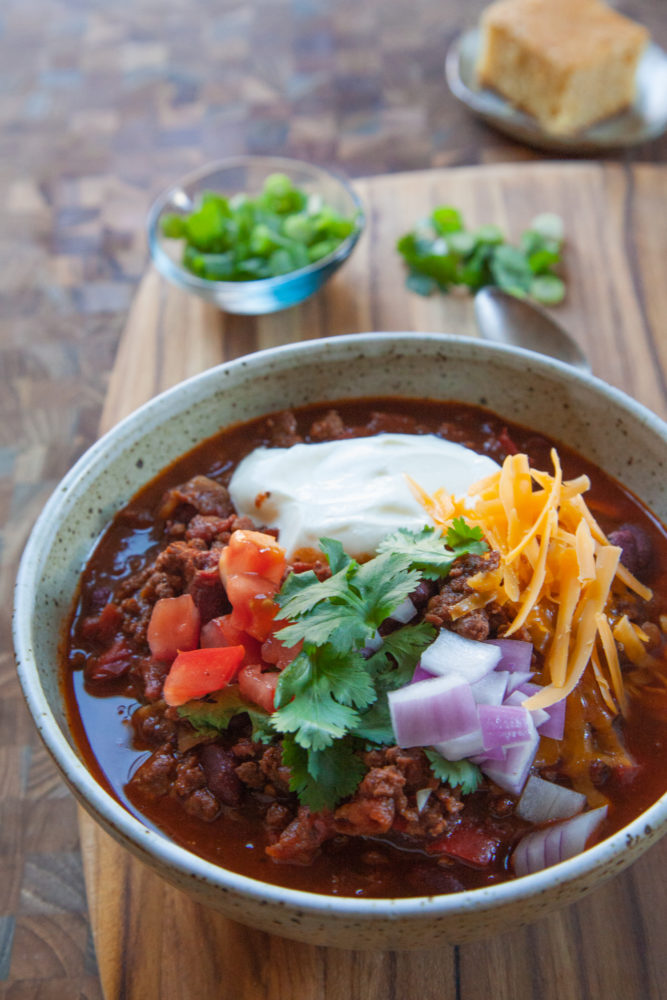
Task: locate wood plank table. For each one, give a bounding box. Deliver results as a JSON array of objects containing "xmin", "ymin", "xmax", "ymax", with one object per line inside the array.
[{"xmin": 55, "ymin": 161, "xmax": 667, "ymax": 997}]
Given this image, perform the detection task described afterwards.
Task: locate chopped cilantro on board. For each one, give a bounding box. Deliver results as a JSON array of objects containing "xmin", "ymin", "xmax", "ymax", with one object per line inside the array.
[
  {"xmin": 269, "ymin": 522, "xmax": 488, "ymax": 811},
  {"xmin": 397, "ymin": 207, "xmax": 566, "ymax": 305}
]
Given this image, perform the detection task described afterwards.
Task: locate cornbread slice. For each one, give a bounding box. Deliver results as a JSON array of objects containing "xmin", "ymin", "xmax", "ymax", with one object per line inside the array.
[{"xmin": 476, "ymin": 0, "xmax": 649, "ymax": 135}]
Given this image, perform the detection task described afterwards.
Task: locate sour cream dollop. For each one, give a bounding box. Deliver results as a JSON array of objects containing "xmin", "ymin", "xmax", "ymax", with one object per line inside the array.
[{"xmin": 228, "ymin": 433, "xmax": 499, "ymax": 559}]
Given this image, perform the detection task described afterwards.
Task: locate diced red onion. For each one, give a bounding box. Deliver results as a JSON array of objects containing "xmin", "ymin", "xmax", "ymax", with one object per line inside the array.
[
  {"xmin": 433, "ymin": 724, "xmax": 485, "ymax": 761},
  {"xmin": 512, "ymin": 806, "xmax": 608, "ymax": 877},
  {"xmin": 536, "ymin": 699, "xmax": 566, "ymax": 741},
  {"xmin": 388, "ymin": 674, "xmax": 479, "ymax": 748},
  {"xmin": 516, "ymin": 774, "xmax": 586, "ymax": 824},
  {"xmin": 505, "ymin": 670, "xmax": 535, "ymax": 695},
  {"xmin": 480, "ymin": 715, "xmax": 539, "ymax": 795},
  {"xmin": 420, "ymin": 629, "xmax": 501, "ymax": 682},
  {"xmin": 412, "ymin": 664, "xmax": 433, "ymax": 684},
  {"xmin": 390, "ymin": 596, "xmax": 418, "ymax": 624},
  {"xmin": 479, "ymin": 704, "xmax": 535, "ymax": 751},
  {"xmin": 471, "ymin": 746, "xmax": 506, "ymax": 763},
  {"xmin": 486, "ymin": 638, "xmax": 533, "ymax": 673},
  {"xmin": 415, "ymin": 787, "xmax": 432, "ymax": 813},
  {"xmin": 363, "ymin": 630, "xmax": 383, "ymax": 654},
  {"xmin": 470, "ymin": 670, "xmax": 510, "ymax": 705},
  {"xmin": 504, "ymin": 689, "xmax": 550, "ymax": 729}
]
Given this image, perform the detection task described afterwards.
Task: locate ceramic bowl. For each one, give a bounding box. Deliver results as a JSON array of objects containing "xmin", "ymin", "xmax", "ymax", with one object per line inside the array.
[
  {"xmin": 13, "ymin": 332, "xmax": 667, "ymax": 949},
  {"xmin": 147, "ymin": 156, "xmax": 364, "ymax": 314}
]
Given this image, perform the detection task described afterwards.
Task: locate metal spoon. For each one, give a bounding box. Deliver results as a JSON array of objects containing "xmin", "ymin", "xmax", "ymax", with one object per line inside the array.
[{"xmin": 474, "ymin": 287, "xmax": 591, "ymax": 374}]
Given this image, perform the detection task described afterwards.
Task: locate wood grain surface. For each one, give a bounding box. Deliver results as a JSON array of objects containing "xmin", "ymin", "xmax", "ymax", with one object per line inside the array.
[{"xmin": 79, "ymin": 161, "xmax": 667, "ymax": 1000}]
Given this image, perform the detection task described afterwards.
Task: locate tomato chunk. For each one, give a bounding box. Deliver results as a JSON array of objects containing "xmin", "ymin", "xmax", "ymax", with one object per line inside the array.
[
  {"xmin": 163, "ymin": 645, "xmax": 245, "ymax": 707},
  {"xmin": 147, "ymin": 593, "xmax": 201, "ymax": 662},
  {"xmin": 218, "ymin": 530, "xmax": 286, "ymax": 641},
  {"xmin": 219, "ymin": 529, "xmax": 285, "ymax": 586},
  {"xmin": 237, "ymin": 662, "xmax": 280, "ymax": 714},
  {"xmin": 427, "ymin": 824, "xmax": 500, "ymax": 869},
  {"xmin": 200, "ymin": 614, "xmax": 263, "ymax": 665}
]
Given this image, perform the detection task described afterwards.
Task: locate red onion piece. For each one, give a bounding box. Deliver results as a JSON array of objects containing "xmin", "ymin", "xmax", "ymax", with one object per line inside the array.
[
  {"xmin": 512, "ymin": 805, "xmax": 608, "ymax": 877},
  {"xmin": 470, "ymin": 670, "xmax": 510, "ymax": 705},
  {"xmin": 516, "ymin": 774, "xmax": 586, "ymax": 824},
  {"xmin": 505, "ymin": 670, "xmax": 535, "ymax": 695},
  {"xmin": 471, "ymin": 746, "xmax": 506, "ymax": 763},
  {"xmin": 390, "ymin": 596, "xmax": 417, "ymax": 624},
  {"xmin": 486, "ymin": 637, "xmax": 533, "ymax": 673},
  {"xmin": 433, "ymin": 724, "xmax": 485, "ymax": 761},
  {"xmin": 504, "ymin": 689, "xmax": 550, "ymax": 729},
  {"xmin": 536, "ymin": 698, "xmax": 566, "ymax": 740},
  {"xmin": 479, "ymin": 704, "xmax": 535, "ymax": 751},
  {"xmin": 480, "ymin": 716, "xmax": 539, "ymax": 795},
  {"xmin": 411, "ymin": 664, "xmax": 433, "ymax": 684},
  {"xmin": 388, "ymin": 674, "xmax": 479, "ymax": 748},
  {"xmin": 420, "ymin": 629, "xmax": 501, "ymax": 682}
]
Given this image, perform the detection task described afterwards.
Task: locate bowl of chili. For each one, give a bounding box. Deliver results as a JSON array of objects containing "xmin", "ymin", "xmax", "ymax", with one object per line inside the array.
[{"xmin": 13, "ymin": 332, "xmax": 667, "ymax": 949}]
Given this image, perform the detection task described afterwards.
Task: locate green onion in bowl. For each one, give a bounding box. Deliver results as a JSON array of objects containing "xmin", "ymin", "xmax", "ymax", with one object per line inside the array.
[{"xmin": 161, "ymin": 172, "xmax": 358, "ymax": 283}]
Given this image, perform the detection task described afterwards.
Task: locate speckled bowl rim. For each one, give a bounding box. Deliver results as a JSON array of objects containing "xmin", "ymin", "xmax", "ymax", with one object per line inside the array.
[{"xmin": 13, "ymin": 332, "xmax": 667, "ymax": 927}]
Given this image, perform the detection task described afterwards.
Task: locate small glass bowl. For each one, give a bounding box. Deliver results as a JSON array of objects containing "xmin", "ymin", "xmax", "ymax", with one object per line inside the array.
[{"xmin": 147, "ymin": 156, "xmax": 365, "ymax": 315}]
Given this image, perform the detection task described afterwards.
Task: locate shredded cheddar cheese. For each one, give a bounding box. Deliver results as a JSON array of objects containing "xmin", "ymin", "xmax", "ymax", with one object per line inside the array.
[{"xmin": 412, "ymin": 449, "xmax": 656, "ymax": 715}]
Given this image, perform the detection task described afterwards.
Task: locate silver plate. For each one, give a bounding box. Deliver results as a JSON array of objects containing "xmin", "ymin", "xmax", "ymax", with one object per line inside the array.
[{"xmin": 446, "ymin": 28, "xmax": 667, "ymax": 153}]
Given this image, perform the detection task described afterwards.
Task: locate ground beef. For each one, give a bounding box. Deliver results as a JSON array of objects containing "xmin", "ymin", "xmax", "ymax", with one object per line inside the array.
[
  {"xmin": 132, "ymin": 703, "xmax": 176, "ymax": 746},
  {"xmin": 265, "ymin": 807, "xmax": 334, "ymax": 864},
  {"xmin": 308, "ymin": 409, "xmax": 348, "ymax": 440},
  {"xmin": 259, "ymin": 745, "xmax": 292, "ymax": 794},
  {"xmin": 424, "ymin": 551, "xmax": 501, "ymax": 633},
  {"xmin": 131, "ymin": 749, "xmax": 177, "ymax": 798},
  {"xmin": 265, "ymin": 410, "xmax": 302, "ymax": 448},
  {"xmin": 334, "ymin": 766, "xmax": 407, "ymax": 836},
  {"xmin": 158, "ymin": 475, "xmax": 234, "ymax": 521}
]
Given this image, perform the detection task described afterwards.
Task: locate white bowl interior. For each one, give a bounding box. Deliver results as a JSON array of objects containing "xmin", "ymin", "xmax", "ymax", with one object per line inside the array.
[{"xmin": 13, "ymin": 332, "xmax": 667, "ymax": 948}]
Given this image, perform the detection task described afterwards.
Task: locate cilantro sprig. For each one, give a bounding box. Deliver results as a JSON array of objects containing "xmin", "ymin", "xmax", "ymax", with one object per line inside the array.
[
  {"xmin": 397, "ymin": 207, "xmax": 566, "ymax": 305},
  {"xmin": 269, "ymin": 519, "xmax": 487, "ymax": 810}
]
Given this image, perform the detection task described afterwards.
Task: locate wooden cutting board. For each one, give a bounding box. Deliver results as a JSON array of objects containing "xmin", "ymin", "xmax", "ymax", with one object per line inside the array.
[{"xmin": 80, "ymin": 162, "xmax": 667, "ymax": 1000}]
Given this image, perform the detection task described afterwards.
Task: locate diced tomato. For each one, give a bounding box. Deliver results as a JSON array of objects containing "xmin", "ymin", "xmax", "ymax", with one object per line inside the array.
[
  {"xmin": 237, "ymin": 662, "xmax": 280, "ymax": 714},
  {"xmin": 163, "ymin": 645, "xmax": 245, "ymax": 707},
  {"xmin": 261, "ymin": 628, "xmax": 302, "ymax": 670},
  {"xmin": 147, "ymin": 593, "xmax": 201, "ymax": 662},
  {"xmin": 218, "ymin": 530, "xmax": 286, "ymax": 642},
  {"xmin": 200, "ymin": 614, "xmax": 262, "ymax": 665},
  {"xmin": 427, "ymin": 824, "xmax": 499, "ymax": 869},
  {"xmin": 219, "ymin": 530, "xmax": 285, "ymax": 586}
]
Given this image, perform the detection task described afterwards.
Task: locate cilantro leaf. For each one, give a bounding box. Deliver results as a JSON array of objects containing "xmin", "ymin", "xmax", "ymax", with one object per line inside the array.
[
  {"xmin": 377, "ymin": 524, "xmax": 485, "ymax": 580},
  {"xmin": 276, "ymin": 561, "xmax": 354, "ymax": 619},
  {"xmin": 318, "ymin": 536, "xmax": 353, "ymax": 574},
  {"xmin": 177, "ymin": 686, "xmax": 257, "ymax": 731},
  {"xmin": 425, "ymin": 748, "xmax": 482, "ymax": 794},
  {"xmin": 276, "ymin": 599, "xmax": 371, "ymax": 654},
  {"xmin": 177, "ymin": 687, "xmax": 274, "ymax": 744},
  {"xmin": 281, "ymin": 734, "xmax": 367, "ymax": 812},
  {"xmin": 445, "ymin": 517, "xmax": 487, "ymax": 554},
  {"xmin": 365, "ymin": 622, "xmax": 436, "ymax": 690},
  {"xmin": 272, "ymin": 676, "xmax": 361, "ymax": 750},
  {"xmin": 317, "ymin": 651, "xmax": 377, "ymax": 709},
  {"xmin": 353, "ymin": 700, "xmax": 395, "ymax": 745}
]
